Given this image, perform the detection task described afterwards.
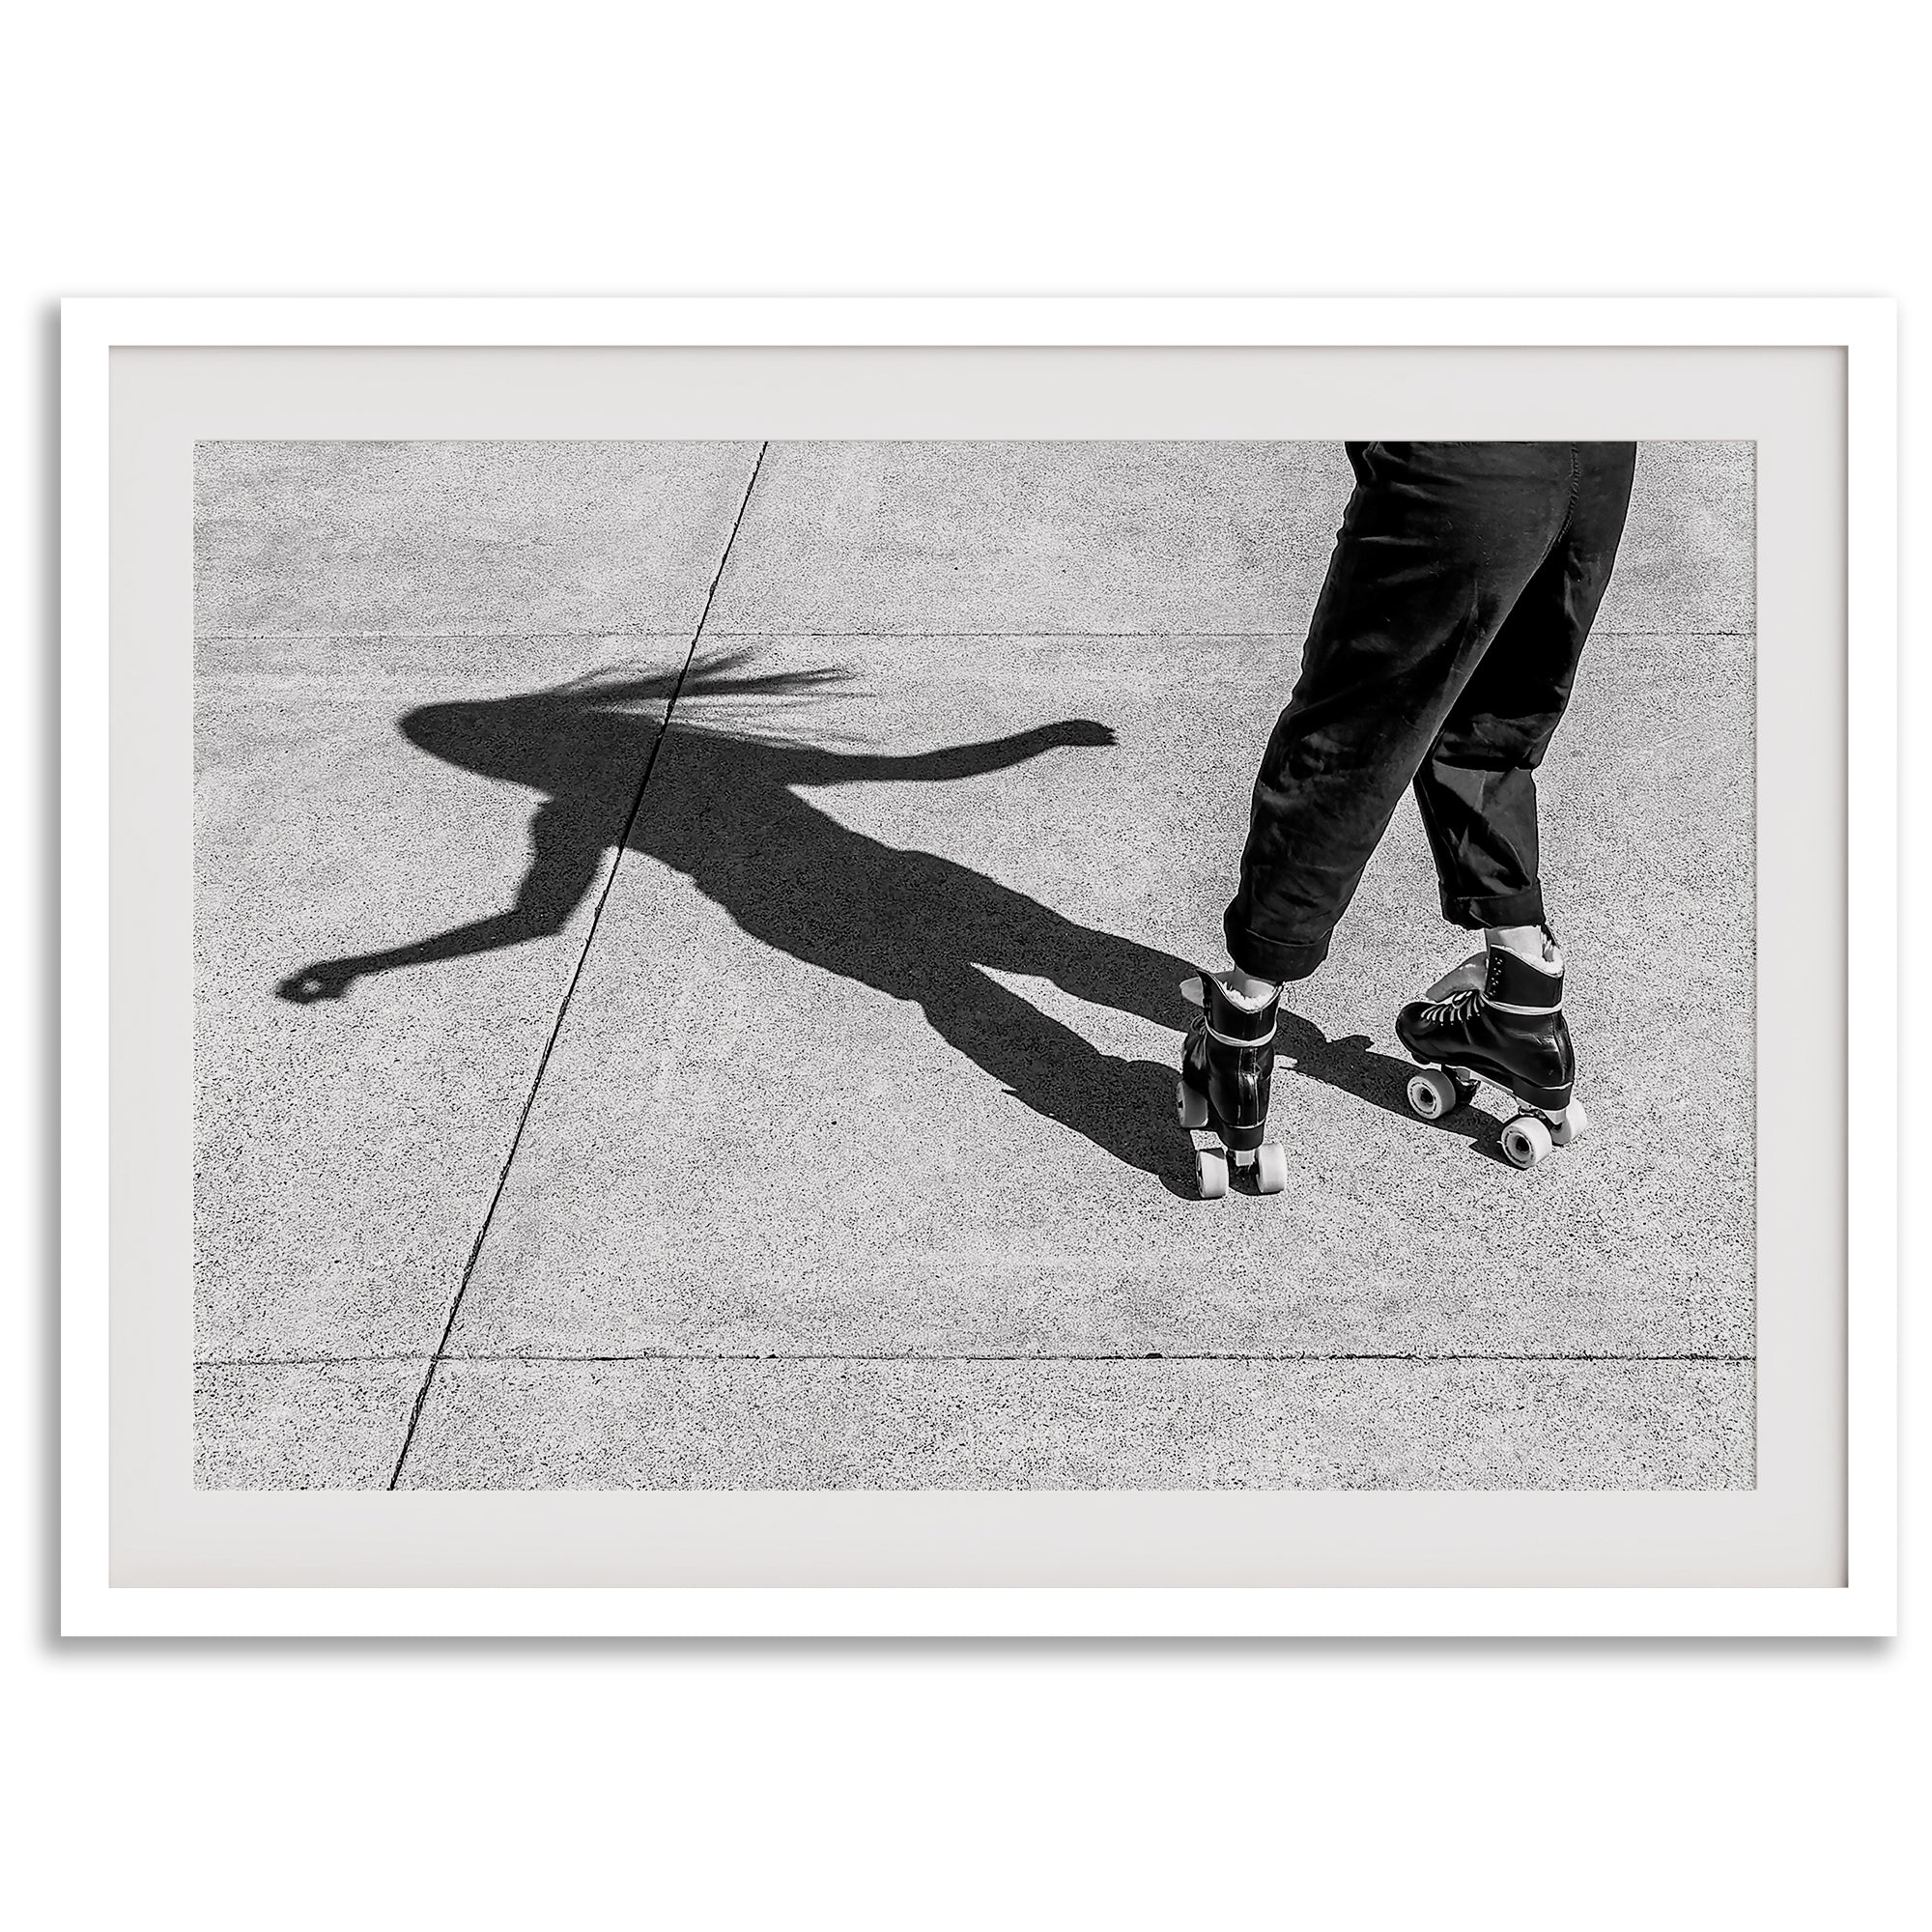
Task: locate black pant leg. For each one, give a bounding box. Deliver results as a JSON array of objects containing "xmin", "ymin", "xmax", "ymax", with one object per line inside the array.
[
  {"xmin": 1223, "ymin": 442, "xmax": 1574, "ymax": 981},
  {"xmin": 1411, "ymin": 442, "xmax": 1637, "ymax": 928}
]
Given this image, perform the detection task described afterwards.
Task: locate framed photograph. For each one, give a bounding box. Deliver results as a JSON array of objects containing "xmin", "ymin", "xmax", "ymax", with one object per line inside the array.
[{"xmin": 61, "ymin": 297, "xmax": 1897, "ymax": 1636}]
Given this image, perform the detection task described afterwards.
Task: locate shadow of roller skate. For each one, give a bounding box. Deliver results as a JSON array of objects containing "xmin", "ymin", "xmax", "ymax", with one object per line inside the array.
[{"xmin": 1278, "ymin": 1016, "xmax": 1522, "ymax": 1168}]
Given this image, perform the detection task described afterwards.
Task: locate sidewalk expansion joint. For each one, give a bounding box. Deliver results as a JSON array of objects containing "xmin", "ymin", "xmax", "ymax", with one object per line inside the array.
[
  {"xmin": 382, "ymin": 440, "xmax": 774, "ymax": 1490},
  {"xmin": 693, "ymin": 626, "xmax": 1753, "ymax": 641},
  {"xmin": 417, "ymin": 1350, "xmax": 1755, "ymax": 1367}
]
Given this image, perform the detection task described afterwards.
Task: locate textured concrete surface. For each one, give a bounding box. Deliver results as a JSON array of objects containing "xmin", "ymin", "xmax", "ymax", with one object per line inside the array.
[
  {"xmin": 1595, "ymin": 440, "xmax": 1754, "ymax": 636},
  {"xmin": 398, "ymin": 1358, "xmax": 1753, "ymax": 1491},
  {"xmin": 196, "ymin": 1361, "xmax": 426, "ymax": 1489},
  {"xmin": 705, "ymin": 440, "xmax": 1751, "ymax": 638},
  {"xmin": 444, "ymin": 626, "xmax": 1751, "ymax": 1362},
  {"xmin": 197, "ymin": 440, "xmax": 761, "ymax": 638},
  {"xmin": 706, "ymin": 440, "xmax": 1355, "ymax": 636},
  {"xmin": 193, "ymin": 439, "xmax": 1757, "ymax": 1491}
]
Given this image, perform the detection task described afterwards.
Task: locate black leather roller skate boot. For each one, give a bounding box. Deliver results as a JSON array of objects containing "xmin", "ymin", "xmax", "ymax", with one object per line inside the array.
[
  {"xmin": 1177, "ymin": 974, "xmax": 1289, "ymax": 1200},
  {"xmin": 1394, "ymin": 939, "xmax": 1588, "ymax": 1169}
]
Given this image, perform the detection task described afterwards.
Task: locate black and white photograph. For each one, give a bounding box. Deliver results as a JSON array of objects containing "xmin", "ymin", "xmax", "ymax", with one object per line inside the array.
[
  {"xmin": 20, "ymin": 3, "xmax": 1921, "ymax": 1918},
  {"xmin": 192, "ymin": 434, "xmax": 1755, "ymax": 1492}
]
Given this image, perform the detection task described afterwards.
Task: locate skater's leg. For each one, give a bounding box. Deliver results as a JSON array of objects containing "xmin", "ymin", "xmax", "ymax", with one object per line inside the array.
[
  {"xmin": 1393, "ymin": 447, "xmax": 1634, "ymax": 1159},
  {"xmin": 1411, "ymin": 441, "xmax": 1637, "ymax": 932},
  {"xmin": 1223, "ymin": 442, "xmax": 1578, "ymax": 984}
]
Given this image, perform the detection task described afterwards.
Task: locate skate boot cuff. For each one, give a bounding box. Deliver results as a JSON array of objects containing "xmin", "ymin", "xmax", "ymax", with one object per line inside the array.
[
  {"xmin": 1484, "ymin": 947, "xmax": 1564, "ymax": 1012},
  {"xmin": 1202, "ymin": 974, "xmax": 1279, "ymax": 1046}
]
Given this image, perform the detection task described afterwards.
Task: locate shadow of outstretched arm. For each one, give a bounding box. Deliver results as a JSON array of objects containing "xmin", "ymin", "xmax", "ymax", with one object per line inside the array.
[
  {"xmin": 784, "ymin": 717, "xmax": 1116, "ymax": 785},
  {"xmin": 275, "ymin": 798, "xmax": 607, "ymax": 1003}
]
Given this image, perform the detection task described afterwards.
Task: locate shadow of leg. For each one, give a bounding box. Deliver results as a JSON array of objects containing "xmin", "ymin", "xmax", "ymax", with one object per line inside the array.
[{"xmin": 914, "ymin": 965, "xmax": 1197, "ymax": 1194}]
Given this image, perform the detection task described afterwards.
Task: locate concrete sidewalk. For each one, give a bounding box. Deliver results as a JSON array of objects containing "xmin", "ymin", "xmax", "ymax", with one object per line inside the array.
[{"xmin": 193, "ymin": 440, "xmax": 1756, "ymax": 1491}]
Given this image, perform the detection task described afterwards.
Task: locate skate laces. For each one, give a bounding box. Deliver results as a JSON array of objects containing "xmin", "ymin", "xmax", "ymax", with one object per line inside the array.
[{"xmin": 1420, "ymin": 985, "xmax": 1484, "ymax": 1026}]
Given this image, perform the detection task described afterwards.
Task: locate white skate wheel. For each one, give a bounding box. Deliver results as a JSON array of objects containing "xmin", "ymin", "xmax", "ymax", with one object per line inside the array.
[
  {"xmin": 1196, "ymin": 1148, "xmax": 1229, "ymax": 1200},
  {"xmin": 1501, "ymin": 1115, "xmax": 1554, "ymax": 1169},
  {"xmin": 1254, "ymin": 1142, "xmax": 1289, "ymax": 1195},
  {"xmin": 1406, "ymin": 1067, "xmax": 1461, "ymax": 1122},
  {"xmin": 1549, "ymin": 1097, "xmax": 1589, "ymax": 1147},
  {"xmin": 1176, "ymin": 1079, "xmax": 1208, "ymax": 1130}
]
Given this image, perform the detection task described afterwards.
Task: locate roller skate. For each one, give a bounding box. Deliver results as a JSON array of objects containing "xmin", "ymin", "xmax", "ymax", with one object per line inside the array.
[
  {"xmin": 1176, "ymin": 973, "xmax": 1289, "ymax": 1200},
  {"xmin": 1394, "ymin": 938, "xmax": 1588, "ymax": 1170}
]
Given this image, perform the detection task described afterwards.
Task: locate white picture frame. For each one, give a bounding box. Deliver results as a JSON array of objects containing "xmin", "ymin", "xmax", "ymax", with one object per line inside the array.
[{"xmin": 61, "ymin": 296, "xmax": 1898, "ymax": 1637}]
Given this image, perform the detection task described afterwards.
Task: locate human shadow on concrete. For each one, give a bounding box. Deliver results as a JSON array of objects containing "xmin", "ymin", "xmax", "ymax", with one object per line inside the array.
[{"xmin": 275, "ymin": 652, "xmax": 1492, "ymax": 1188}]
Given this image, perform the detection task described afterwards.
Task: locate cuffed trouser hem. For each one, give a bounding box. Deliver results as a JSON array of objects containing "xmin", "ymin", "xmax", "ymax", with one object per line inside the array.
[
  {"xmin": 1442, "ymin": 884, "xmax": 1546, "ymax": 930},
  {"xmin": 1222, "ymin": 915, "xmax": 1333, "ymax": 983}
]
